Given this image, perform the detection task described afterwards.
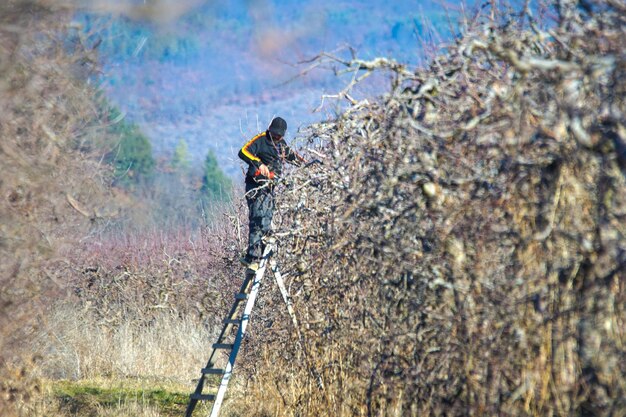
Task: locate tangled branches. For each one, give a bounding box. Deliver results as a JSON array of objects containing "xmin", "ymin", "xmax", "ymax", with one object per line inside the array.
[
  {"xmin": 0, "ymin": 1, "xmax": 120, "ymax": 412},
  {"xmin": 240, "ymin": 2, "xmax": 625, "ymax": 416}
]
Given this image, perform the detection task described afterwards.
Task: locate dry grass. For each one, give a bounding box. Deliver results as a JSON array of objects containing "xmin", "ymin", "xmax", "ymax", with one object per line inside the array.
[
  {"xmin": 31, "ymin": 393, "xmax": 164, "ymax": 417},
  {"xmin": 32, "ymin": 304, "xmax": 213, "ymax": 382}
]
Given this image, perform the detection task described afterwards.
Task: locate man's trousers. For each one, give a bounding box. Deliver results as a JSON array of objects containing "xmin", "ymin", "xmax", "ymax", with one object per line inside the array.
[{"xmin": 245, "ymin": 182, "xmax": 275, "ymax": 261}]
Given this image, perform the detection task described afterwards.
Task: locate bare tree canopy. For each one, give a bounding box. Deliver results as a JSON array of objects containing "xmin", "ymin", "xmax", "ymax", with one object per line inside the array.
[{"xmin": 235, "ymin": 1, "xmax": 626, "ymax": 415}]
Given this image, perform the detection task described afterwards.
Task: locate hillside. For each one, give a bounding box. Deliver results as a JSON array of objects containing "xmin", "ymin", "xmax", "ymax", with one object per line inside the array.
[
  {"xmin": 1, "ymin": 1, "xmax": 624, "ymax": 416},
  {"xmin": 82, "ymin": 0, "xmax": 469, "ymax": 175}
]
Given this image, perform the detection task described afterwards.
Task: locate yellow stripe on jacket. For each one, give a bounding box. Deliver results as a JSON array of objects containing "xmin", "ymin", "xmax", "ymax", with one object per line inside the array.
[{"xmin": 241, "ymin": 132, "xmax": 264, "ymax": 163}]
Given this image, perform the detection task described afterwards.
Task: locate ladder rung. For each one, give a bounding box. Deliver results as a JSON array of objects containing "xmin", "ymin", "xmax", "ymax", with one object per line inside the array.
[
  {"xmin": 190, "ymin": 393, "xmax": 216, "ymax": 401},
  {"xmin": 202, "ymin": 368, "xmax": 226, "ymax": 375},
  {"xmin": 212, "ymin": 343, "xmax": 234, "ymax": 350},
  {"xmin": 185, "ymin": 245, "xmax": 277, "ymax": 417}
]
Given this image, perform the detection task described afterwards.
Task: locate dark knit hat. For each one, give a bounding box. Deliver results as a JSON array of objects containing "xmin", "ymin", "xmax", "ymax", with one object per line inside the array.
[{"xmin": 268, "ymin": 117, "xmax": 287, "ymax": 137}]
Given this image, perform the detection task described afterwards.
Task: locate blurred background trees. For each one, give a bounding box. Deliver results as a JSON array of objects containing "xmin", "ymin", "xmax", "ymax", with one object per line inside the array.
[
  {"xmin": 171, "ymin": 138, "xmax": 191, "ymax": 172},
  {"xmin": 106, "ymin": 106, "xmax": 156, "ymax": 188},
  {"xmin": 202, "ymin": 149, "xmax": 232, "ymax": 202}
]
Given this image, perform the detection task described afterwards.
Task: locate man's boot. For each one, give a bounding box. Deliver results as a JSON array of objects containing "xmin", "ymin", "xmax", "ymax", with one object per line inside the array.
[{"xmin": 239, "ymin": 256, "xmax": 260, "ymax": 272}]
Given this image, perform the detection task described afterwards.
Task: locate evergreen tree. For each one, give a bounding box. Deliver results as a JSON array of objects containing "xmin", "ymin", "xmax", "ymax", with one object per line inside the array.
[
  {"xmin": 171, "ymin": 138, "xmax": 191, "ymax": 172},
  {"xmin": 201, "ymin": 149, "xmax": 232, "ymax": 201},
  {"xmin": 107, "ymin": 107, "xmax": 155, "ymax": 188}
]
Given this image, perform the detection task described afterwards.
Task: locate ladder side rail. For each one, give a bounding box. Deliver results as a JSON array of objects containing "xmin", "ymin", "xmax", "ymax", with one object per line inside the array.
[
  {"xmin": 209, "ymin": 250, "xmax": 272, "ymax": 417},
  {"xmin": 271, "ymin": 259, "xmax": 325, "ymax": 391},
  {"xmin": 184, "ymin": 271, "xmax": 255, "ymax": 416},
  {"xmin": 270, "ymin": 259, "xmax": 298, "ymax": 329},
  {"xmin": 203, "ymin": 274, "xmax": 254, "ymax": 368}
]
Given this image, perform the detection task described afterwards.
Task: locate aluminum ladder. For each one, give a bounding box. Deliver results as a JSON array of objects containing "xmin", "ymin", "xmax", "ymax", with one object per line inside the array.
[{"xmin": 184, "ymin": 242, "xmax": 276, "ymax": 417}]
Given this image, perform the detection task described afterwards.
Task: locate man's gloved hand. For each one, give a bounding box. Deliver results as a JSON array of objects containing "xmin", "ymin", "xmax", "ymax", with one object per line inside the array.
[
  {"xmin": 254, "ymin": 164, "xmax": 275, "ymax": 179},
  {"xmin": 258, "ymin": 164, "xmax": 270, "ymax": 177}
]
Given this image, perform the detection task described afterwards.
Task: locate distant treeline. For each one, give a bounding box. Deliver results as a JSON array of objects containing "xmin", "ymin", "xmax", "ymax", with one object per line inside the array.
[
  {"xmin": 101, "ymin": 98, "xmax": 232, "ymax": 229},
  {"xmin": 76, "ymin": 1, "xmax": 455, "ymax": 121}
]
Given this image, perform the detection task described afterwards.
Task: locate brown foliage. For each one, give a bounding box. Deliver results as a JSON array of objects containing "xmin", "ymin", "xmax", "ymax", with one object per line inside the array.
[
  {"xmin": 234, "ymin": 2, "xmax": 626, "ymax": 416},
  {"xmin": 0, "ymin": 1, "xmax": 116, "ymax": 414},
  {"xmin": 28, "ymin": 222, "xmax": 244, "ymax": 385},
  {"xmin": 66, "ymin": 223, "xmax": 244, "ymax": 329}
]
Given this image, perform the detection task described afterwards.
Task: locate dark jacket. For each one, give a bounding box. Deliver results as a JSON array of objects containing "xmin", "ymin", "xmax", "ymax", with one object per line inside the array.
[{"xmin": 238, "ymin": 130, "xmax": 302, "ymax": 184}]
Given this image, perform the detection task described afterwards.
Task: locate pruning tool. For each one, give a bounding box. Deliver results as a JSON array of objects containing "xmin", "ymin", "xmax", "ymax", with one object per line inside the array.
[
  {"xmin": 254, "ymin": 169, "xmax": 276, "ymax": 180},
  {"xmin": 253, "ymin": 158, "xmax": 322, "ymax": 181}
]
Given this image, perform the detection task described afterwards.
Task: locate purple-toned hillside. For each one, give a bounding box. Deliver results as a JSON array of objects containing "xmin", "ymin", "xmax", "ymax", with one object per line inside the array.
[{"xmin": 86, "ymin": 0, "xmax": 473, "ymax": 175}]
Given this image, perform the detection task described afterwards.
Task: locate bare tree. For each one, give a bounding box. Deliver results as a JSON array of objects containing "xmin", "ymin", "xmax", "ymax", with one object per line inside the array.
[{"xmin": 228, "ymin": 1, "xmax": 625, "ymax": 415}]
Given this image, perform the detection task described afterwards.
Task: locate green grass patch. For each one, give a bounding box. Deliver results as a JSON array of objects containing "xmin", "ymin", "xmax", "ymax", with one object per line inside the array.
[{"xmin": 49, "ymin": 379, "xmax": 193, "ymax": 416}]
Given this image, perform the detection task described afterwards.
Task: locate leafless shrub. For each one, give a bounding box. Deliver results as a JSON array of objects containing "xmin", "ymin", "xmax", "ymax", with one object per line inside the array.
[
  {"xmin": 231, "ymin": 1, "xmax": 625, "ymax": 416},
  {"xmin": 64, "ymin": 218, "xmax": 244, "ymax": 329},
  {"xmin": 0, "ymin": 1, "xmax": 119, "ymax": 413},
  {"xmin": 28, "ymin": 206, "xmax": 246, "ymax": 378}
]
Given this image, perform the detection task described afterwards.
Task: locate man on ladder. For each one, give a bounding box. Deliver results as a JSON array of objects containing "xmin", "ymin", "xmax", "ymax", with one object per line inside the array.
[
  {"xmin": 185, "ymin": 118, "xmax": 314, "ymax": 417},
  {"xmin": 238, "ymin": 116, "xmax": 305, "ymax": 271}
]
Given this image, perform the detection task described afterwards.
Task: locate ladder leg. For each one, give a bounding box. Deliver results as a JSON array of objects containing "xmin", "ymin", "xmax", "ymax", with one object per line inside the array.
[
  {"xmin": 186, "ymin": 244, "xmax": 274, "ymax": 417},
  {"xmin": 209, "ymin": 247, "xmax": 273, "ymax": 417},
  {"xmin": 205, "ymin": 273, "xmax": 254, "ymax": 366},
  {"xmin": 185, "ymin": 272, "xmax": 255, "ymax": 417},
  {"xmin": 184, "ymin": 394, "xmax": 199, "ymax": 417},
  {"xmin": 271, "ymin": 260, "xmax": 325, "ymax": 391}
]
